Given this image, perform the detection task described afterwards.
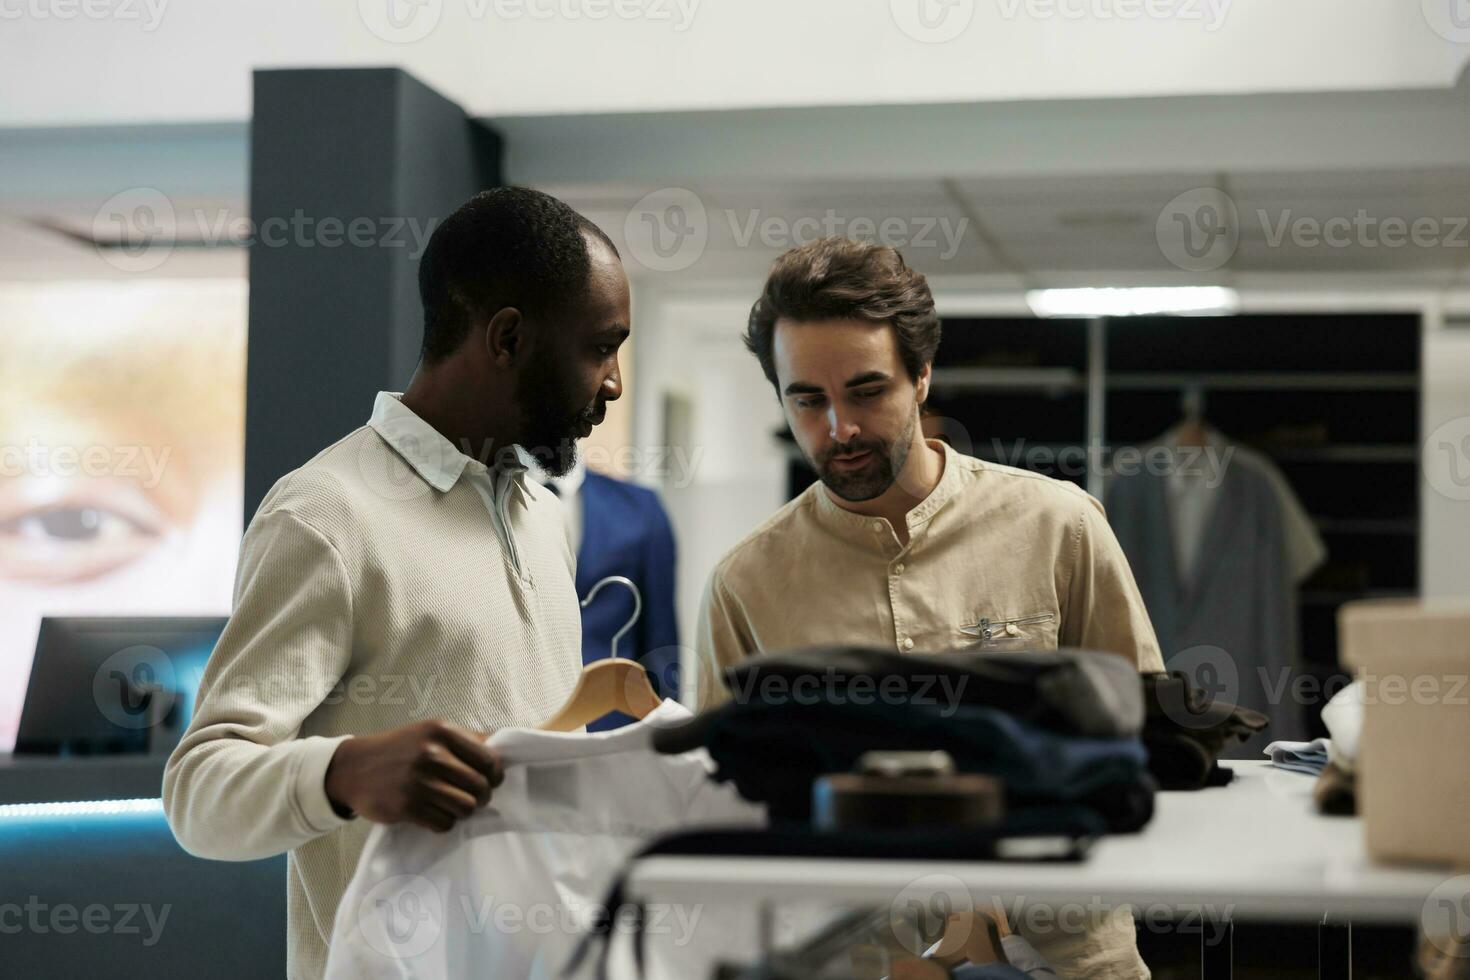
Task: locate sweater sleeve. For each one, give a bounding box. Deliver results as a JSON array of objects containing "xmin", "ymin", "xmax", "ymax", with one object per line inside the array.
[{"xmin": 162, "ymin": 508, "xmax": 357, "ymax": 861}]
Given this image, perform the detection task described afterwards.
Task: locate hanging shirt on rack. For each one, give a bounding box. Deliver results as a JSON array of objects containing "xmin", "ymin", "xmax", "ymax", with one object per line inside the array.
[
  {"xmin": 1160, "ymin": 425, "xmax": 1324, "ymax": 593},
  {"xmin": 324, "ymin": 698, "xmax": 764, "ymax": 980},
  {"xmin": 1106, "ymin": 425, "xmax": 1325, "ymax": 757}
]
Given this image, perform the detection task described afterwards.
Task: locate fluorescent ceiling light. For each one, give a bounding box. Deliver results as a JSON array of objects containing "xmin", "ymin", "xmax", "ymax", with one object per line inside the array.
[
  {"xmin": 1026, "ymin": 287, "xmax": 1239, "ymax": 318},
  {"xmin": 0, "ymin": 797, "xmax": 163, "ymax": 820}
]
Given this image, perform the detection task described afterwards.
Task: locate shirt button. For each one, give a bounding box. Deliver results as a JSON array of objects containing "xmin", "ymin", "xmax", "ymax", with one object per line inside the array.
[
  {"xmin": 900, "ymin": 636, "xmax": 914, "ymax": 651},
  {"xmin": 894, "ymin": 562, "xmax": 905, "ymax": 575},
  {"xmin": 871, "ymin": 520, "xmax": 884, "ymax": 532}
]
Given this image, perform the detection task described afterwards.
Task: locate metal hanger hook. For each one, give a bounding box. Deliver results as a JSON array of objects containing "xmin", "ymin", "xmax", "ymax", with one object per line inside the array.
[{"xmin": 580, "ymin": 575, "xmax": 642, "ymax": 660}]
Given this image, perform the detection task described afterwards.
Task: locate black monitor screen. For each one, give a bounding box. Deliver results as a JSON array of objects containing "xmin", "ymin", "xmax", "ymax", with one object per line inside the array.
[{"xmin": 15, "ymin": 616, "xmax": 226, "ymax": 756}]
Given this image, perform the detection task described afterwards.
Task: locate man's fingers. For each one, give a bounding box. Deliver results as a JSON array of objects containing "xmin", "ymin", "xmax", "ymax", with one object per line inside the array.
[
  {"xmin": 436, "ymin": 723, "xmax": 505, "ymax": 786},
  {"xmin": 408, "ymin": 800, "xmax": 459, "ymax": 833},
  {"xmin": 419, "ymin": 778, "xmax": 478, "ymax": 819},
  {"xmin": 421, "ymin": 751, "xmax": 493, "ymax": 806}
]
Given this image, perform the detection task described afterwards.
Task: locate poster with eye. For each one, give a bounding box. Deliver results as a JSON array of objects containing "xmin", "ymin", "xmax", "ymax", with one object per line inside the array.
[{"xmin": 0, "ymin": 279, "xmax": 246, "ymax": 752}]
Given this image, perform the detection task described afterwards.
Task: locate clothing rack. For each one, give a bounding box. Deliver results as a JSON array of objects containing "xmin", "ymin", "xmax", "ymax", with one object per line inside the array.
[{"xmin": 921, "ymin": 312, "xmax": 1422, "ymax": 739}]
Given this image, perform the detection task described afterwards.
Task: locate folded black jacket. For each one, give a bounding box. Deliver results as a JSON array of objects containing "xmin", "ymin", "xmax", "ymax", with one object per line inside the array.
[
  {"xmin": 1141, "ymin": 671, "xmax": 1269, "ymax": 790},
  {"xmin": 654, "ymin": 696, "xmax": 1152, "ymax": 832},
  {"xmin": 714, "ymin": 646, "xmax": 1146, "ymax": 738}
]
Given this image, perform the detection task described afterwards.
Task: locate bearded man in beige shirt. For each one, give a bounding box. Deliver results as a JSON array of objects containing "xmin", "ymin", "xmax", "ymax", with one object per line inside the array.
[{"xmin": 696, "ymin": 236, "xmax": 1166, "ymax": 980}]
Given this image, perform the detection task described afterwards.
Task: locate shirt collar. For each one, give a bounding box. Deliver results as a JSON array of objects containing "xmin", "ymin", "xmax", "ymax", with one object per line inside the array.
[
  {"xmin": 367, "ymin": 391, "xmax": 533, "ymax": 493},
  {"xmin": 813, "ymin": 438, "xmax": 963, "ymax": 535}
]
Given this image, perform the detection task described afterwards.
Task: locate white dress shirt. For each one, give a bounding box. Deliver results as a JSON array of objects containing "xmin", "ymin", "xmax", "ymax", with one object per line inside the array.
[{"xmin": 324, "ymin": 698, "xmax": 765, "ymax": 980}]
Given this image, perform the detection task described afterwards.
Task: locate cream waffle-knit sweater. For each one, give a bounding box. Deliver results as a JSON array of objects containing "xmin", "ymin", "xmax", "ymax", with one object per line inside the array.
[{"xmin": 163, "ymin": 392, "xmax": 583, "ymax": 979}]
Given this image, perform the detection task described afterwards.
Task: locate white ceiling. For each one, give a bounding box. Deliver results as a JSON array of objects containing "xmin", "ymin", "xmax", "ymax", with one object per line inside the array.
[
  {"xmin": 552, "ymin": 166, "xmax": 1470, "ymax": 289},
  {"xmin": 8, "ymin": 87, "xmax": 1470, "ymax": 294},
  {"xmin": 7, "ymin": 165, "xmax": 1470, "ymax": 290}
]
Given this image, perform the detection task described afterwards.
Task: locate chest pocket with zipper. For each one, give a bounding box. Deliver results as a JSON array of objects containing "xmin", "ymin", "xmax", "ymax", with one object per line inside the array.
[{"xmin": 959, "ymin": 612, "xmax": 1058, "ymax": 650}]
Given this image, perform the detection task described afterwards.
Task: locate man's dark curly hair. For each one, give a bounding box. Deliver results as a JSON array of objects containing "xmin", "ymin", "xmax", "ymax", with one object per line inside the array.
[
  {"xmin": 744, "ymin": 236, "xmax": 941, "ymax": 392},
  {"xmin": 417, "ymin": 187, "xmax": 618, "ymax": 363}
]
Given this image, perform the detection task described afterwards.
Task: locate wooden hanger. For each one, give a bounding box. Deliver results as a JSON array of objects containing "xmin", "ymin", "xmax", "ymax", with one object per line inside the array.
[{"xmin": 539, "ymin": 575, "xmax": 662, "ymax": 731}]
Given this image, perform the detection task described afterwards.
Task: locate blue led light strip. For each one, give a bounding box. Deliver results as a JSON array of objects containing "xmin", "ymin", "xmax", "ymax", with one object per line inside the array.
[{"xmin": 0, "ymin": 797, "xmax": 164, "ymax": 819}]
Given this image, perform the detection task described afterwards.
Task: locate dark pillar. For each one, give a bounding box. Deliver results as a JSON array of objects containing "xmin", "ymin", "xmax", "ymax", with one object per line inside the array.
[{"xmin": 244, "ymin": 67, "xmax": 501, "ymax": 519}]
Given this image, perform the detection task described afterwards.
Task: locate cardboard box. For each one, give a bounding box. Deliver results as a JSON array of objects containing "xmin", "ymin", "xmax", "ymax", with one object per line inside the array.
[{"xmin": 1339, "ymin": 599, "xmax": 1470, "ymax": 868}]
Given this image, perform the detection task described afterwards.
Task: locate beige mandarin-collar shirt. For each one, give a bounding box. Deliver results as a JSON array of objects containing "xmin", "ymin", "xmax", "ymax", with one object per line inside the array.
[
  {"xmin": 695, "ymin": 440, "xmax": 1165, "ymax": 708},
  {"xmin": 695, "ymin": 440, "xmax": 1165, "ymax": 980}
]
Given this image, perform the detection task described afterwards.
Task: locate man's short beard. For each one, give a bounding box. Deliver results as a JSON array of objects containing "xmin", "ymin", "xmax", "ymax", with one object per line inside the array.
[
  {"xmin": 515, "ymin": 350, "xmax": 587, "ymax": 478},
  {"xmin": 811, "ymin": 408, "xmax": 916, "ymax": 502}
]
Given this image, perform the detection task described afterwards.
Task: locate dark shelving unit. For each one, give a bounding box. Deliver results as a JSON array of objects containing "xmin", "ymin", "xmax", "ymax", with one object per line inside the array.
[{"xmin": 918, "ymin": 312, "xmax": 1422, "ymax": 738}]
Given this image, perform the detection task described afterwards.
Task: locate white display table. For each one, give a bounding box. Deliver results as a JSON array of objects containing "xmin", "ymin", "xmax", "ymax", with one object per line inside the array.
[{"xmin": 626, "ymin": 761, "xmax": 1457, "ymax": 977}]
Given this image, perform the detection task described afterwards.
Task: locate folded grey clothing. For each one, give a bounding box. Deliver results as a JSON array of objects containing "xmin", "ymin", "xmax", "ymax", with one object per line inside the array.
[
  {"xmin": 711, "ymin": 645, "xmax": 1145, "ymax": 738},
  {"xmin": 1264, "ymin": 737, "xmax": 1330, "ymax": 776}
]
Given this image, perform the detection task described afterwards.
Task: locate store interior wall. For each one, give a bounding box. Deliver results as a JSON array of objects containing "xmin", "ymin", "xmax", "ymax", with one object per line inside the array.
[{"xmin": 6, "ymin": 52, "xmax": 1470, "ymax": 667}]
